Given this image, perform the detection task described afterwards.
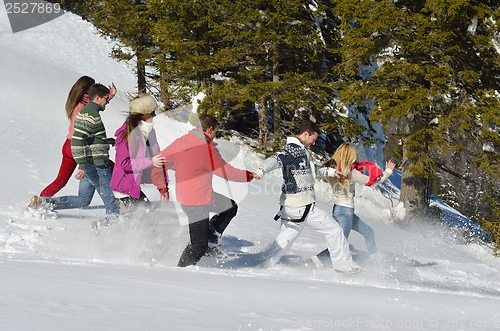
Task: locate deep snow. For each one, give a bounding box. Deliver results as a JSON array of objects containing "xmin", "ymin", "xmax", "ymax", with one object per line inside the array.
[{"xmin": 0, "ymin": 6, "xmax": 499, "ymax": 331}]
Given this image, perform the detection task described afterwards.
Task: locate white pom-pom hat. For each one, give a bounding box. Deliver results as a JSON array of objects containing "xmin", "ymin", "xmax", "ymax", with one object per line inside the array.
[{"xmin": 129, "ymin": 94, "xmax": 158, "ymax": 115}]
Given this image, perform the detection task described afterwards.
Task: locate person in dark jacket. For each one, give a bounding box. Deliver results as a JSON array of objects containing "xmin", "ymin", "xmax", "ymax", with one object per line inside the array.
[{"xmin": 152, "ymin": 115, "xmax": 256, "ymax": 267}]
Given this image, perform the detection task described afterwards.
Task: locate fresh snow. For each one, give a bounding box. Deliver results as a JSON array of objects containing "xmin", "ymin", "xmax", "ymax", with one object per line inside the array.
[{"xmin": 1, "ymin": 7, "xmax": 499, "ymax": 331}]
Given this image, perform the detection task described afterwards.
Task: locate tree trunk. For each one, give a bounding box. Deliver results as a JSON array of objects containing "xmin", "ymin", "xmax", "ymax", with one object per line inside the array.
[
  {"xmin": 272, "ymin": 62, "xmax": 281, "ymax": 135},
  {"xmin": 136, "ymin": 47, "xmax": 146, "ymax": 92},
  {"xmin": 137, "ymin": 58, "xmax": 147, "ymax": 94},
  {"xmin": 258, "ymin": 97, "xmax": 268, "ymax": 146},
  {"xmin": 398, "ymin": 114, "xmax": 429, "ymax": 225},
  {"xmin": 136, "ymin": 33, "xmax": 147, "ymax": 94},
  {"xmin": 399, "ymin": 166, "xmax": 428, "ymax": 224},
  {"xmin": 273, "ymin": 99, "xmax": 281, "ymax": 136}
]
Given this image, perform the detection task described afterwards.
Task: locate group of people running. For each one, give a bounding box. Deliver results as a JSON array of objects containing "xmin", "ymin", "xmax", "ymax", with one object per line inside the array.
[{"xmin": 27, "ymin": 75, "xmax": 395, "ymax": 274}]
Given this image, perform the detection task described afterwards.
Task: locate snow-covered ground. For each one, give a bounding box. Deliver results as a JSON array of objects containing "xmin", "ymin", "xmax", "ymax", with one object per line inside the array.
[{"xmin": 1, "ymin": 7, "xmax": 499, "ymax": 331}]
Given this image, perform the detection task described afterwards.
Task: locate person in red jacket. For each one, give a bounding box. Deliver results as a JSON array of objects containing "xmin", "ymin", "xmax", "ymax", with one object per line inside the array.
[{"xmin": 152, "ymin": 115, "xmax": 256, "ymax": 267}]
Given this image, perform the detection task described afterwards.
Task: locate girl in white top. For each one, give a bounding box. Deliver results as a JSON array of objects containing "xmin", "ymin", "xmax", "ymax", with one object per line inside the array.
[{"xmin": 327, "ymin": 143, "xmax": 395, "ymax": 253}]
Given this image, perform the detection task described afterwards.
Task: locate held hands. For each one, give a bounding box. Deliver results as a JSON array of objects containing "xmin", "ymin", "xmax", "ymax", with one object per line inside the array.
[
  {"xmin": 386, "ymin": 160, "xmax": 396, "ymax": 171},
  {"xmin": 245, "ymin": 171, "xmax": 261, "ymax": 181},
  {"xmin": 159, "ymin": 190, "xmax": 170, "ymax": 202},
  {"xmin": 107, "ymin": 137, "xmax": 116, "ymax": 147},
  {"xmin": 248, "ymin": 171, "xmax": 261, "ymax": 180},
  {"xmin": 152, "ymin": 154, "xmax": 166, "ymax": 168},
  {"xmin": 158, "ymin": 187, "xmax": 169, "ymax": 202},
  {"xmin": 252, "ymin": 172, "xmax": 261, "ymax": 180},
  {"xmin": 333, "ymin": 169, "xmax": 344, "ymax": 178},
  {"xmin": 74, "ymin": 169, "xmax": 86, "ymax": 180}
]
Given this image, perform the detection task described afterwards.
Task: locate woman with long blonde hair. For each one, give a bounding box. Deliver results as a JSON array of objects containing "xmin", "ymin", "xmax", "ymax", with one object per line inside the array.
[{"xmin": 327, "ymin": 143, "xmax": 395, "ymax": 253}]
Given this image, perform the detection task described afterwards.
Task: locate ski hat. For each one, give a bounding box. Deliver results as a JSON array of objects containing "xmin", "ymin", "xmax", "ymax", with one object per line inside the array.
[{"xmin": 130, "ymin": 94, "xmax": 158, "ymax": 115}]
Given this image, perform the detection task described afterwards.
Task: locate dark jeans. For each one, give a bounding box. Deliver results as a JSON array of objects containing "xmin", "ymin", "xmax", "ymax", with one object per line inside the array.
[{"xmin": 177, "ymin": 193, "xmax": 238, "ymax": 267}]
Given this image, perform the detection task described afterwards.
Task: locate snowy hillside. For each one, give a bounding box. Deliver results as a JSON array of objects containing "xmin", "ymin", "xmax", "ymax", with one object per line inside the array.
[{"xmin": 1, "ymin": 7, "xmax": 499, "ymax": 331}]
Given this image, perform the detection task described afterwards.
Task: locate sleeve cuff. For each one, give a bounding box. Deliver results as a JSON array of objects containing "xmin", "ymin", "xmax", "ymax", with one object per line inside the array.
[{"xmin": 327, "ymin": 167, "xmax": 337, "ymax": 177}]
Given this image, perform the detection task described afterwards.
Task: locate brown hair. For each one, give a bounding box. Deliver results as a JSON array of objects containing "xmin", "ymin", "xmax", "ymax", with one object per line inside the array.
[
  {"xmin": 65, "ymin": 76, "xmax": 95, "ymax": 119},
  {"xmin": 198, "ymin": 114, "xmax": 219, "ymax": 132},
  {"xmin": 118, "ymin": 113, "xmax": 144, "ymax": 144},
  {"xmin": 296, "ymin": 121, "xmax": 320, "ymax": 136},
  {"xmin": 88, "ymin": 83, "xmax": 110, "ymax": 100}
]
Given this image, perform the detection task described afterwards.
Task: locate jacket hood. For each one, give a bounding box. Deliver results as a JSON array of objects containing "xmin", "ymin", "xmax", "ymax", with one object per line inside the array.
[{"xmin": 177, "ymin": 129, "xmax": 217, "ymax": 151}]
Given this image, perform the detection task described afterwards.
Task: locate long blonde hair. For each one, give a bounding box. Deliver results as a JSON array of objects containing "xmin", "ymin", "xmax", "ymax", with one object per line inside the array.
[
  {"xmin": 65, "ymin": 76, "xmax": 95, "ymax": 119},
  {"xmin": 329, "ymin": 143, "xmax": 358, "ymax": 186}
]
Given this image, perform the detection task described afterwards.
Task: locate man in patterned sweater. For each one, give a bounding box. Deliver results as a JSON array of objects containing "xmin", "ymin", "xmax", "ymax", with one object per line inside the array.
[
  {"xmin": 28, "ymin": 84, "xmax": 119, "ymax": 224},
  {"xmin": 253, "ymin": 121, "xmax": 361, "ymax": 274}
]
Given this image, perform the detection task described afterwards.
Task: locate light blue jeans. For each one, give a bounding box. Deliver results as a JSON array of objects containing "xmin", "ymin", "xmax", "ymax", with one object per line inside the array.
[
  {"xmin": 333, "ymin": 204, "xmax": 377, "ymax": 253},
  {"xmin": 46, "ymin": 163, "xmax": 120, "ymax": 215}
]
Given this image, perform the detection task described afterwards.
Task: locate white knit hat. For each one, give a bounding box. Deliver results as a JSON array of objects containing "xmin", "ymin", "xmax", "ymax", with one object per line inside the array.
[{"xmin": 130, "ymin": 94, "xmax": 158, "ymax": 115}]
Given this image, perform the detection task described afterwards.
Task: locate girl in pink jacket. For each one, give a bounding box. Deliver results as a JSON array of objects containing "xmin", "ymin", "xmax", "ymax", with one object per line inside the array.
[{"xmin": 110, "ymin": 94, "xmax": 169, "ymax": 209}]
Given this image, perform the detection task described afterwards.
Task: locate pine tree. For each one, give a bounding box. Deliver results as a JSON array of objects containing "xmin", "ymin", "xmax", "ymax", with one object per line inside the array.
[
  {"xmin": 150, "ymin": 0, "xmax": 357, "ymax": 146},
  {"xmin": 89, "ymin": 0, "xmax": 155, "ymax": 94},
  {"xmin": 225, "ymin": 0, "xmax": 349, "ymax": 145},
  {"xmin": 47, "ymin": 0, "xmax": 91, "ymax": 19},
  {"xmin": 332, "ymin": 0, "xmax": 500, "ymax": 223}
]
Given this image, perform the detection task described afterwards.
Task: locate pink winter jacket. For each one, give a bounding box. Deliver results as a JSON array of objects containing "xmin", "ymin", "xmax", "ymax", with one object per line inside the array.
[{"xmin": 110, "ymin": 123, "xmax": 169, "ymax": 199}]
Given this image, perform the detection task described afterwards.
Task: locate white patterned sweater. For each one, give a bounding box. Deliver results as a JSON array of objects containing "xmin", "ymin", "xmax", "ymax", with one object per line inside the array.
[{"xmin": 255, "ymin": 137, "xmax": 336, "ymax": 207}]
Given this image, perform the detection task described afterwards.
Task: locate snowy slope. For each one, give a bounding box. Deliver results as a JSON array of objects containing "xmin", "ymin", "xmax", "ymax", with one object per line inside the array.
[{"xmin": 1, "ymin": 7, "xmax": 499, "ymax": 331}]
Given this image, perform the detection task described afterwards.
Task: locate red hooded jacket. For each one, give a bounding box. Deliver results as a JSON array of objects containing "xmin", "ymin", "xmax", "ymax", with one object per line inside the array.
[
  {"xmin": 152, "ymin": 129, "xmax": 252, "ymax": 206},
  {"xmin": 351, "ymin": 161, "xmax": 383, "ymax": 186}
]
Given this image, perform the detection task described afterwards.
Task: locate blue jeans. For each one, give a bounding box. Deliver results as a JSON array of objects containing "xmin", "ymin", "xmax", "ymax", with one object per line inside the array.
[
  {"xmin": 46, "ymin": 164, "xmax": 120, "ymax": 215},
  {"xmin": 333, "ymin": 204, "xmax": 377, "ymax": 253}
]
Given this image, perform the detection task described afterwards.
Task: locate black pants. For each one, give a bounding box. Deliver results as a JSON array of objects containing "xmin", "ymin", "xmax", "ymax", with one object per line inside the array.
[
  {"xmin": 177, "ymin": 193, "xmax": 238, "ymax": 267},
  {"xmin": 119, "ymin": 191, "xmax": 151, "ymax": 210}
]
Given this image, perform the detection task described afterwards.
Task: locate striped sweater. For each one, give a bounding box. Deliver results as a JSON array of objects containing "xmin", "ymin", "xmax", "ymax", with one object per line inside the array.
[{"xmin": 71, "ymin": 101, "xmax": 110, "ymax": 169}]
